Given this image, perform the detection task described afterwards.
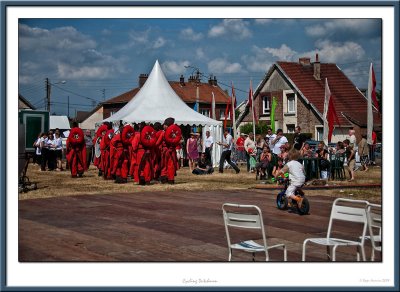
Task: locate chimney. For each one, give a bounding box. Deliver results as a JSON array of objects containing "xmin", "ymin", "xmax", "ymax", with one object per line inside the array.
[
  {"xmin": 188, "ymin": 75, "xmax": 196, "ymax": 83},
  {"xmin": 313, "ymin": 53, "xmax": 321, "ymax": 80},
  {"xmin": 213, "ymin": 76, "xmax": 217, "ymax": 86},
  {"xmin": 180, "ymin": 75, "xmax": 185, "ymax": 86},
  {"xmin": 208, "ymin": 76, "xmax": 213, "ymax": 85},
  {"xmin": 139, "ymin": 73, "xmax": 148, "ymax": 88},
  {"xmin": 299, "ymin": 57, "xmax": 311, "ymax": 66}
]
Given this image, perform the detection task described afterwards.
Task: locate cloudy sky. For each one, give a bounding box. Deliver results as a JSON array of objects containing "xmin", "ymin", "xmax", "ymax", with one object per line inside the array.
[{"xmin": 18, "ymin": 18, "xmax": 382, "ymax": 117}]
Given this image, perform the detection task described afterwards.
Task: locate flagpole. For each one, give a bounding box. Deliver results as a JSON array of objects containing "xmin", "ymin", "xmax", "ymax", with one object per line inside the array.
[
  {"xmin": 250, "ymin": 79, "xmax": 256, "ymax": 135},
  {"xmin": 323, "ymin": 78, "xmax": 330, "ymax": 146},
  {"xmin": 231, "ymin": 82, "xmax": 237, "ymax": 140},
  {"xmin": 367, "ymin": 63, "xmax": 374, "ymax": 145},
  {"xmin": 211, "ymin": 92, "xmax": 216, "ymax": 120}
]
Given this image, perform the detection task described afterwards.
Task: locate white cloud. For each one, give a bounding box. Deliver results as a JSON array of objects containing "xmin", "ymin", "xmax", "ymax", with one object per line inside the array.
[
  {"xmin": 180, "ymin": 28, "xmax": 203, "ymax": 41},
  {"xmin": 264, "ymin": 44, "xmax": 298, "ymax": 61},
  {"xmin": 303, "ymin": 39, "xmax": 365, "ymax": 63},
  {"xmin": 18, "ymin": 23, "xmax": 128, "ymax": 81},
  {"xmin": 152, "ymin": 37, "xmax": 166, "ymax": 49},
  {"xmin": 196, "ymin": 48, "xmax": 207, "ymax": 60},
  {"xmin": 161, "ymin": 60, "xmax": 190, "ymax": 75},
  {"xmin": 208, "ymin": 58, "xmax": 242, "ymax": 74},
  {"xmin": 241, "ymin": 45, "xmax": 275, "ymax": 72},
  {"xmin": 305, "ymin": 19, "xmax": 380, "ymax": 38},
  {"xmin": 208, "ymin": 19, "xmax": 252, "ymax": 40},
  {"xmin": 129, "ymin": 29, "xmax": 150, "ymax": 44}
]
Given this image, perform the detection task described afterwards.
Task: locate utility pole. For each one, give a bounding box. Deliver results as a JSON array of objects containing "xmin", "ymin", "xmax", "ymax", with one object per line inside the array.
[
  {"xmin": 45, "ymin": 78, "xmax": 51, "ymax": 112},
  {"xmin": 67, "ymin": 96, "xmax": 70, "ymax": 118}
]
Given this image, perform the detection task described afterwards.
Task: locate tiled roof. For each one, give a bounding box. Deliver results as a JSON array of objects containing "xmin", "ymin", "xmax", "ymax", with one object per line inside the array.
[
  {"xmin": 277, "ymin": 61, "xmax": 381, "ymax": 126},
  {"xmin": 102, "ymin": 81, "xmax": 230, "ymax": 105}
]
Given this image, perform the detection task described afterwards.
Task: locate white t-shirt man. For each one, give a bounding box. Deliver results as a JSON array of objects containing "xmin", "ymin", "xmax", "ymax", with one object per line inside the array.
[
  {"xmin": 222, "ymin": 133, "xmax": 234, "ymax": 151},
  {"xmin": 204, "ymin": 135, "xmax": 214, "ymax": 149},
  {"xmin": 272, "ymin": 135, "xmax": 288, "ymax": 155}
]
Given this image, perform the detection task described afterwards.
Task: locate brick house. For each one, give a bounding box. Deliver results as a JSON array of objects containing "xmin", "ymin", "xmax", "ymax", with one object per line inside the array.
[{"xmin": 238, "ymin": 55, "xmax": 382, "ymax": 143}]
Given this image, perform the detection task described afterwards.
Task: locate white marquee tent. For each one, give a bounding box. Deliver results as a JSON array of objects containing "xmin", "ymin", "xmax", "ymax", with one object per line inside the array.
[{"xmin": 99, "ymin": 60, "xmax": 223, "ymax": 166}]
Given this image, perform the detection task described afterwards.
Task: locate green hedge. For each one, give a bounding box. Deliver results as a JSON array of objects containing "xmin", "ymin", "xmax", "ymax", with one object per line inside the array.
[{"xmin": 240, "ymin": 123, "xmax": 312, "ymax": 143}]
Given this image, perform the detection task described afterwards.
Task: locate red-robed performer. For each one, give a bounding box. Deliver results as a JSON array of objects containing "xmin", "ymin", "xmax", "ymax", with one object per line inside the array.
[
  {"xmin": 129, "ymin": 124, "xmax": 141, "ymax": 183},
  {"xmin": 152, "ymin": 122, "xmax": 163, "ymax": 181},
  {"xmin": 100, "ymin": 129, "xmax": 114, "ymax": 180},
  {"xmin": 138, "ymin": 125, "xmax": 157, "ymax": 185},
  {"xmin": 66, "ymin": 122, "xmax": 87, "ymax": 178},
  {"xmin": 93, "ymin": 123, "xmax": 111, "ymax": 176},
  {"xmin": 110, "ymin": 124, "xmax": 135, "ymax": 183},
  {"xmin": 157, "ymin": 117, "xmax": 182, "ymax": 184}
]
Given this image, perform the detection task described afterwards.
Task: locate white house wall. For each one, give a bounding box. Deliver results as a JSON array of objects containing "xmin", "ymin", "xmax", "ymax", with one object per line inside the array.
[{"xmin": 79, "ymin": 107, "xmax": 103, "ymax": 130}]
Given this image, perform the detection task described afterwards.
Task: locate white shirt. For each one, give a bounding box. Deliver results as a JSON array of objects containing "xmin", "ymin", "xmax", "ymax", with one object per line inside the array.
[
  {"xmin": 265, "ymin": 133, "xmax": 276, "ymax": 149},
  {"xmin": 286, "ymin": 160, "xmax": 306, "ymax": 186},
  {"xmin": 222, "ymin": 134, "xmax": 233, "ymax": 151},
  {"xmin": 244, "ymin": 137, "xmax": 256, "ymax": 153},
  {"xmin": 272, "ymin": 135, "xmax": 288, "ymax": 154},
  {"xmin": 204, "ymin": 135, "xmax": 214, "ymax": 148},
  {"xmin": 34, "ymin": 138, "xmax": 41, "ymax": 155},
  {"xmin": 53, "ymin": 137, "xmax": 63, "ymax": 150}
]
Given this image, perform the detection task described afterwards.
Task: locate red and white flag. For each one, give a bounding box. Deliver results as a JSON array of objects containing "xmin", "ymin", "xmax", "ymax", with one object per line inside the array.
[
  {"xmin": 231, "ymin": 82, "xmax": 237, "ymax": 139},
  {"xmin": 323, "ymin": 78, "xmax": 340, "ymax": 145},
  {"xmin": 248, "ymin": 80, "xmax": 257, "ymax": 134}
]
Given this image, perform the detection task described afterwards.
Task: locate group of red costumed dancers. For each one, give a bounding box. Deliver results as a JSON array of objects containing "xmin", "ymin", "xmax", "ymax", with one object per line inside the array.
[{"xmin": 65, "ymin": 117, "xmax": 182, "ymax": 185}]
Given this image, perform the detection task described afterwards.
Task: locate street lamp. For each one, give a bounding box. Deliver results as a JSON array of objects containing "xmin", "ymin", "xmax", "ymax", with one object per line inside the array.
[{"xmin": 45, "ymin": 78, "xmax": 66, "ymax": 113}]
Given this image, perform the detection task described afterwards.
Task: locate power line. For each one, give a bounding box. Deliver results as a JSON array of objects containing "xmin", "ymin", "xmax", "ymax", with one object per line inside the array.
[{"xmin": 51, "ymin": 83, "xmax": 100, "ymax": 104}]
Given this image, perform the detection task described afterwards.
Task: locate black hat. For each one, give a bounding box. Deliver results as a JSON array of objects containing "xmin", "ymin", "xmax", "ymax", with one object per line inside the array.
[{"xmin": 164, "ymin": 117, "xmax": 175, "ymax": 126}]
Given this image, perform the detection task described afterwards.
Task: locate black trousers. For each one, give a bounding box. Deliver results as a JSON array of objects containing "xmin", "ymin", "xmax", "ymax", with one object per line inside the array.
[
  {"xmin": 40, "ymin": 148, "xmax": 48, "ymax": 170},
  {"xmin": 205, "ymin": 147, "xmax": 212, "ymax": 163},
  {"xmin": 219, "ymin": 150, "xmax": 240, "ymax": 173},
  {"xmin": 245, "ymin": 151, "xmax": 250, "ymax": 172}
]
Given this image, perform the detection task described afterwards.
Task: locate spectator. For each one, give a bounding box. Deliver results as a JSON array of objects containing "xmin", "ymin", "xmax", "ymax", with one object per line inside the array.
[
  {"xmin": 358, "ymin": 134, "xmax": 370, "ymax": 172},
  {"xmin": 278, "ymin": 144, "xmax": 289, "ymax": 164},
  {"xmin": 192, "ymin": 152, "xmax": 214, "ymax": 175},
  {"xmin": 196, "ymin": 133, "xmax": 203, "ymax": 157},
  {"xmin": 176, "ymin": 137, "xmax": 184, "ymax": 168},
  {"xmin": 255, "ymin": 145, "xmax": 272, "ymax": 180},
  {"xmin": 271, "ymin": 129, "xmax": 288, "ymax": 155},
  {"xmin": 53, "ymin": 130, "xmax": 64, "ymax": 171},
  {"xmin": 272, "ymin": 157, "xmax": 285, "ymax": 178},
  {"xmin": 348, "ymin": 129, "xmax": 357, "ymax": 150},
  {"xmin": 33, "ymin": 133, "xmax": 43, "ymax": 166},
  {"xmin": 315, "ymin": 141, "xmax": 330, "ymax": 179},
  {"xmin": 203, "ymin": 130, "xmax": 214, "ymax": 164},
  {"xmin": 244, "ymin": 132, "xmax": 256, "ymax": 172},
  {"xmin": 264, "ymin": 127, "xmax": 276, "ymax": 149},
  {"xmin": 343, "ymin": 139, "xmax": 355, "ymax": 181},
  {"xmin": 186, "ymin": 133, "xmax": 199, "ymax": 172},
  {"xmin": 39, "ymin": 132, "xmax": 48, "ymax": 171},
  {"xmin": 217, "ymin": 129, "xmax": 240, "ymax": 174},
  {"xmin": 255, "ymin": 134, "xmax": 265, "ymax": 161},
  {"xmin": 235, "ymin": 133, "xmax": 246, "ymax": 163},
  {"xmin": 46, "ymin": 132, "xmax": 56, "ymax": 171},
  {"xmin": 293, "ymin": 126, "xmax": 307, "ymax": 150},
  {"xmin": 300, "ymin": 142, "xmax": 313, "ymax": 158},
  {"xmin": 85, "ymin": 130, "xmax": 93, "ymax": 168}
]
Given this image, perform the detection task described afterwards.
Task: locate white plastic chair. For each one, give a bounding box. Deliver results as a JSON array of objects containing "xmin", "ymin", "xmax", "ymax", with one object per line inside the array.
[
  {"xmin": 364, "ymin": 203, "xmax": 382, "ymax": 261},
  {"xmin": 222, "ymin": 203, "xmax": 287, "ymax": 261},
  {"xmin": 302, "ymin": 198, "xmax": 369, "ymax": 261}
]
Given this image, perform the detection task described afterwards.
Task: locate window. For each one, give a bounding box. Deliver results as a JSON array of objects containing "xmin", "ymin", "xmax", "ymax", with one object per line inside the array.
[
  {"xmin": 286, "ymin": 124, "xmax": 295, "ymax": 133},
  {"xmin": 316, "ymin": 127, "xmax": 323, "ymax": 141},
  {"xmin": 287, "ymin": 93, "xmax": 295, "ymax": 113},
  {"xmin": 200, "ymin": 109, "xmax": 210, "ymax": 117},
  {"xmin": 262, "ymin": 96, "xmax": 270, "ymax": 114}
]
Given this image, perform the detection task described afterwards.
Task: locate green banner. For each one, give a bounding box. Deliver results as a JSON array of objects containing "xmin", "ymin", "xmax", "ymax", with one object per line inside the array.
[{"xmin": 270, "ymin": 96, "xmax": 277, "ymax": 132}]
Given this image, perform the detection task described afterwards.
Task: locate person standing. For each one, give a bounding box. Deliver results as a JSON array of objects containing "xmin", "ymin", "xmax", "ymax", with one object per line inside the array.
[
  {"xmin": 343, "ymin": 139, "xmax": 355, "ymax": 181},
  {"xmin": 265, "ymin": 127, "xmax": 276, "ymax": 150},
  {"xmin": 244, "ymin": 132, "xmax": 256, "ymax": 172},
  {"xmin": 271, "ymin": 129, "xmax": 288, "ymax": 155},
  {"xmin": 66, "ymin": 122, "xmax": 87, "ymax": 178},
  {"xmin": 53, "ymin": 130, "xmax": 64, "ymax": 171},
  {"xmin": 358, "ymin": 134, "xmax": 370, "ymax": 172},
  {"xmin": 217, "ymin": 129, "xmax": 240, "ymax": 174},
  {"xmin": 369, "ymin": 130, "xmax": 377, "ymax": 165},
  {"xmin": 235, "ymin": 133, "xmax": 246, "ymax": 163},
  {"xmin": 186, "ymin": 133, "xmax": 199, "ymax": 172},
  {"xmin": 33, "ymin": 133, "xmax": 43, "ymax": 166},
  {"xmin": 203, "ymin": 130, "xmax": 214, "ymax": 164},
  {"xmin": 293, "ymin": 126, "xmax": 307, "ymax": 150},
  {"xmin": 84, "ymin": 130, "xmax": 93, "ymax": 168}
]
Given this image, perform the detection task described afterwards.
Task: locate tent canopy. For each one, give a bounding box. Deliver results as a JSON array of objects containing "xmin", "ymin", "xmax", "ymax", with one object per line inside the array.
[
  {"xmin": 50, "ymin": 115, "xmax": 70, "ymax": 130},
  {"xmin": 102, "ymin": 60, "xmax": 221, "ymax": 127}
]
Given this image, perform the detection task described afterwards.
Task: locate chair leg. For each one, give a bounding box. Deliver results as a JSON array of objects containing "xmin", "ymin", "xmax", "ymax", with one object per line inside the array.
[
  {"xmin": 326, "ymin": 246, "xmax": 332, "ymax": 261},
  {"xmin": 302, "ymin": 240, "xmax": 308, "ymax": 261},
  {"xmin": 228, "ymin": 250, "xmax": 232, "ymax": 261},
  {"xmin": 332, "ymin": 245, "xmax": 338, "ymax": 261},
  {"xmin": 252, "ymin": 252, "xmax": 256, "ymax": 261}
]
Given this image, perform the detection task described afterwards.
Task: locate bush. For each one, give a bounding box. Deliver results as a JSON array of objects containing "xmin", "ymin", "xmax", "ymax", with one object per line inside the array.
[{"xmin": 239, "ymin": 123, "xmax": 269, "ymax": 135}]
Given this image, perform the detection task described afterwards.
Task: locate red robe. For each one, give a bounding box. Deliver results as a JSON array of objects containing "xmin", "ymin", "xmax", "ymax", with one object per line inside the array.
[
  {"xmin": 157, "ymin": 128, "xmax": 180, "ymax": 183},
  {"xmin": 100, "ymin": 129, "xmax": 114, "ymax": 179},
  {"xmin": 66, "ymin": 127, "xmax": 87, "ymax": 178}
]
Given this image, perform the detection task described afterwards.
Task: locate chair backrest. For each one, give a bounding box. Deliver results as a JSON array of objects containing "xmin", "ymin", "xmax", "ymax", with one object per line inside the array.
[
  {"xmin": 366, "ymin": 203, "xmax": 382, "ymax": 250},
  {"xmin": 327, "ymin": 198, "xmax": 369, "ymax": 241},
  {"xmin": 222, "ymin": 203, "xmax": 267, "ymax": 248}
]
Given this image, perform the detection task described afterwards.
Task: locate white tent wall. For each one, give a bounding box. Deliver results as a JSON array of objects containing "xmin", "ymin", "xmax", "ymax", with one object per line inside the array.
[{"xmin": 202, "ymin": 125, "xmax": 223, "ymax": 168}]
